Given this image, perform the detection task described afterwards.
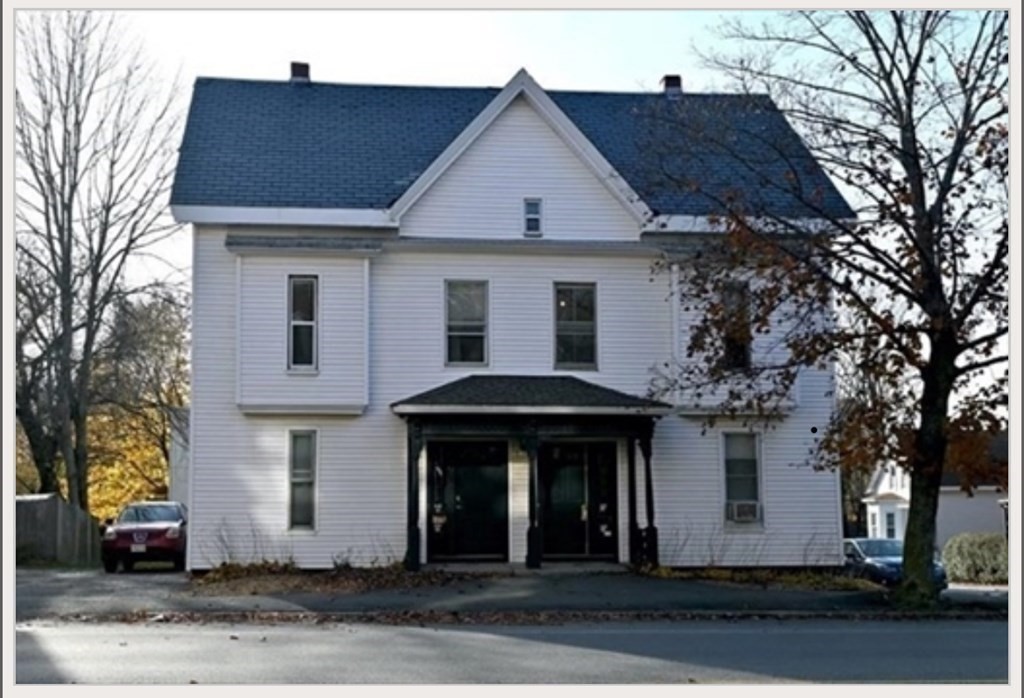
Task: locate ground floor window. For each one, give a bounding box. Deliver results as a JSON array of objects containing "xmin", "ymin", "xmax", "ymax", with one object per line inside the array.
[
  {"xmin": 885, "ymin": 511, "xmax": 896, "ymax": 539},
  {"xmin": 289, "ymin": 430, "xmax": 316, "ymax": 529}
]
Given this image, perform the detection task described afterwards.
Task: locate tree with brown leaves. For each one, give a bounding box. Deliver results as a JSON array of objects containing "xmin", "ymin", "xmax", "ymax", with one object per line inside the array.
[{"xmin": 647, "ymin": 11, "xmax": 1007, "ymax": 607}]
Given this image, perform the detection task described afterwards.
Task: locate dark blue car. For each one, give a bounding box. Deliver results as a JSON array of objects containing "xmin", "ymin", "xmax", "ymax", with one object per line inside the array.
[{"xmin": 843, "ymin": 538, "xmax": 948, "ymax": 589}]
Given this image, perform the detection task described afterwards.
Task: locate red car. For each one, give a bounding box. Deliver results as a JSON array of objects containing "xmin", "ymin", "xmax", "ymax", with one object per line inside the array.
[{"xmin": 101, "ymin": 501, "xmax": 188, "ymax": 572}]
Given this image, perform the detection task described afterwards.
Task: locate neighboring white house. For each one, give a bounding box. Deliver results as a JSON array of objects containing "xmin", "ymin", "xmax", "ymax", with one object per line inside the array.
[
  {"xmin": 861, "ymin": 432, "xmax": 1009, "ymax": 547},
  {"xmin": 170, "ymin": 66, "xmax": 855, "ymax": 571}
]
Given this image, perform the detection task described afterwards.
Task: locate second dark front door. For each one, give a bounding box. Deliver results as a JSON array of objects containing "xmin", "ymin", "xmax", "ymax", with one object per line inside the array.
[
  {"xmin": 427, "ymin": 441, "xmax": 508, "ymax": 562},
  {"xmin": 540, "ymin": 442, "xmax": 618, "ymax": 559}
]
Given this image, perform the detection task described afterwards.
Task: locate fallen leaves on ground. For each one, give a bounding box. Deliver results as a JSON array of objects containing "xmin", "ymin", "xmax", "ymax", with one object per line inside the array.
[
  {"xmin": 189, "ymin": 562, "xmax": 502, "ymax": 597},
  {"xmin": 54, "ymin": 606, "xmax": 1007, "ymax": 627}
]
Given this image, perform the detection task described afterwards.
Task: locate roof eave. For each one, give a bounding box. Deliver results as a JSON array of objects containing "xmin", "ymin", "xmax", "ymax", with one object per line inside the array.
[{"xmin": 171, "ymin": 204, "xmax": 398, "ymax": 228}]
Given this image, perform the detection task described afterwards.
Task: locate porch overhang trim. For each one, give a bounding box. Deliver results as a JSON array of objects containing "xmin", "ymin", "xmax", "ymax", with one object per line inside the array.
[{"xmin": 392, "ymin": 404, "xmax": 671, "ymax": 416}]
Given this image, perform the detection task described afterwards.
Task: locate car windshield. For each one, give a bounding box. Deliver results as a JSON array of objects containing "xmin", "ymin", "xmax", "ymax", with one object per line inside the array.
[
  {"xmin": 858, "ymin": 539, "xmax": 903, "ymax": 557},
  {"xmin": 119, "ymin": 504, "xmax": 182, "ymax": 523}
]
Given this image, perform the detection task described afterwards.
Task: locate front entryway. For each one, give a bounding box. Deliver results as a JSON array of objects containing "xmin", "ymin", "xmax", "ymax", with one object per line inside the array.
[
  {"xmin": 427, "ymin": 441, "xmax": 509, "ymax": 562},
  {"xmin": 540, "ymin": 442, "xmax": 618, "ymax": 560}
]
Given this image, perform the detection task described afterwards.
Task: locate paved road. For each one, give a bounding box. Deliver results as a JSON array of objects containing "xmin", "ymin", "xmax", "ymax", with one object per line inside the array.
[{"xmin": 15, "ymin": 619, "xmax": 1009, "ymax": 683}]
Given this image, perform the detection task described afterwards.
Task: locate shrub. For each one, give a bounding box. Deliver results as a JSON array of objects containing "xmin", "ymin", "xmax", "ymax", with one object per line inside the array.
[
  {"xmin": 196, "ymin": 559, "xmax": 297, "ymax": 584},
  {"xmin": 942, "ymin": 533, "xmax": 1008, "ymax": 584}
]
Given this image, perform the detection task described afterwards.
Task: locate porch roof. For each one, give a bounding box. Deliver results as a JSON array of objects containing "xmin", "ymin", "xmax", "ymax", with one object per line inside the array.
[{"xmin": 391, "ymin": 375, "xmax": 671, "ymax": 416}]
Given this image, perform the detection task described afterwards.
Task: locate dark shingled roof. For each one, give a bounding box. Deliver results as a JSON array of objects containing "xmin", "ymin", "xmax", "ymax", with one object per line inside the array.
[
  {"xmin": 392, "ymin": 375, "xmax": 670, "ymax": 412},
  {"xmin": 171, "ymin": 77, "xmax": 855, "ymax": 220}
]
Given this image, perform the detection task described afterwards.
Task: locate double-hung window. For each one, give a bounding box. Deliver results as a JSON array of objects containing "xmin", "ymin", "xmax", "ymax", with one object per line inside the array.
[
  {"xmin": 524, "ymin": 198, "xmax": 543, "ymax": 237},
  {"xmin": 288, "ymin": 275, "xmax": 317, "ymax": 370},
  {"xmin": 445, "ymin": 280, "xmax": 487, "ymax": 365},
  {"xmin": 721, "ymin": 281, "xmax": 752, "ymax": 371},
  {"xmin": 554, "ymin": 283, "xmax": 596, "ymax": 369},
  {"xmin": 885, "ymin": 512, "xmax": 896, "ymax": 539},
  {"xmin": 289, "ymin": 430, "xmax": 316, "ymax": 529},
  {"xmin": 724, "ymin": 433, "xmax": 761, "ymax": 524}
]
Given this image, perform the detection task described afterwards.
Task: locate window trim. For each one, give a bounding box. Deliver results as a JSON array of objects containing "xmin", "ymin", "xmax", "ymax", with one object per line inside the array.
[
  {"xmin": 444, "ymin": 279, "xmax": 489, "ymax": 367},
  {"xmin": 721, "ymin": 431, "xmax": 764, "ymax": 529},
  {"xmin": 288, "ymin": 428, "xmax": 318, "ymax": 532},
  {"xmin": 553, "ymin": 281, "xmax": 598, "ymax": 371},
  {"xmin": 287, "ymin": 275, "xmax": 319, "ymax": 372},
  {"xmin": 524, "ymin": 197, "xmax": 543, "ymax": 237}
]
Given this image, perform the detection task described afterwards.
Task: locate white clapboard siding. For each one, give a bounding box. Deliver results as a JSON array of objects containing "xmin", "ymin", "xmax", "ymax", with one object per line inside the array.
[
  {"xmin": 192, "ymin": 227, "xmax": 841, "ymax": 569},
  {"xmin": 238, "ymin": 256, "xmax": 366, "ymax": 411},
  {"xmin": 651, "ymin": 365, "xmax": 842, "ymax": 567},
  {"xmin": 401, "ymin": 96, "xmax": 640, "ymax": 241}
]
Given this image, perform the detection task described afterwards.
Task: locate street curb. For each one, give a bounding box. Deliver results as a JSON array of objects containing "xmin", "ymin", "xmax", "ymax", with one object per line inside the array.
[{"xmin": 39, "ymin": 607, "xmax": 1009, "ymax": 626}]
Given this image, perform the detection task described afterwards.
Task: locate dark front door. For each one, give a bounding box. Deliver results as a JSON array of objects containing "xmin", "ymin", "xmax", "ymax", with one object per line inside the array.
[
  {"xmin": 540, "ymin": 442, "xmax": 618, "ymax": 559},
  {"xmin": 427, "ymin": 441, "xmax": 508, "ymax": 561}
]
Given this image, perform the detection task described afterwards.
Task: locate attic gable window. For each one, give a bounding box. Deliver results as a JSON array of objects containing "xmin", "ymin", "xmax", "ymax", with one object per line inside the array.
[{"xmin": 524, "ymin": 198, "xmax": 543, "ymax": 237}]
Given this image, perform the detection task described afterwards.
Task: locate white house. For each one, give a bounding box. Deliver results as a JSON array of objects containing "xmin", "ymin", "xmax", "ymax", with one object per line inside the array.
[
  {"xmin": 862, "ymin": 432, "xmax": 1009, "ymax": 548},
  {"xmin": 170, "ymin": 66, "xmax": 854, "ymax": 571}
]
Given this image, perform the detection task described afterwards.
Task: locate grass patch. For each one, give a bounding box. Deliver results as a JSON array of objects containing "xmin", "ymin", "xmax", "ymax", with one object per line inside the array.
[
  {"xmin": 637, "ymin": 565, "xmax": 882, "ymax": 592},
  {"xmin": 190, "ymin": 560, "xmax": 503, "ymax": 596}
]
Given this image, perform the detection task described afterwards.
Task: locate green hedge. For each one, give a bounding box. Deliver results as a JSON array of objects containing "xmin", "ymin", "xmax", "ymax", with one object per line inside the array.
[{"xmin": 942, "ymin": 533, "xmax": 1008, "ymax": 584}]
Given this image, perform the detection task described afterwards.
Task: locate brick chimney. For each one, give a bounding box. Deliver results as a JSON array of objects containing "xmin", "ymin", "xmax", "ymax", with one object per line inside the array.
[
  {"xmin": 661, "ymin": 74, "xmax": 682, "ymax": 99},
  {"xmin": 290, "ymin": 62, "xmax": 310, "ymax": 83}
]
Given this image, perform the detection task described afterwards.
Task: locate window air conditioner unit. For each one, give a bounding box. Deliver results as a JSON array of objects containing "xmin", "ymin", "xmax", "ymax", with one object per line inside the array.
[{"xmin": 726, "ymin": 501, "xmax": 761, "ymax": 523}]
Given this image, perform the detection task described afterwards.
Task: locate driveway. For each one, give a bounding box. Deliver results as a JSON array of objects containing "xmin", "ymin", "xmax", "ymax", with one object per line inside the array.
[{"xmin": 15, "ymin": 567, "xmax": 1007, "ymax": 622}]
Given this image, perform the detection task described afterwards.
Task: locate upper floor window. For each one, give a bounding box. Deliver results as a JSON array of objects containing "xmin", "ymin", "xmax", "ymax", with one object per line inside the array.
[
  {"xmin": 721, "ymin": 281, "xmax": 752, "ymax": 371},
  {"xmin": 446, "ymin": 280, "xmax": 488, "ymax": 365},
  {"xmin": 524, "ymin": 198, "xmax": 543, "ymax": 237},
  {"xmin": 724, "ymin": 433, "xmax": 761, "ymax": 524},
  {"xmin": 554, "ymin": 282, "xmax": 596, "ymax": 370},
  {"xmin": 288, "ymin": 275, "xmax": 317, "ymax": 370}
]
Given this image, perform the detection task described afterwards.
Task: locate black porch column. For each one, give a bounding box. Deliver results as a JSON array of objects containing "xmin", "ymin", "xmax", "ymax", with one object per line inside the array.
[
  {"xmin": 627, "ymin": 436, "xmax": 640, "ymax": 566},
  {"xmin": 404, "ymin": 419, "xmax": 424, "ymax": 571},
  {"xmin": 639, "ymin": 423, "xmax": 659, "ymax": 568},
  {"xmin": 522, "ymin": 424, "xmax": 542, "ymax": 568}
]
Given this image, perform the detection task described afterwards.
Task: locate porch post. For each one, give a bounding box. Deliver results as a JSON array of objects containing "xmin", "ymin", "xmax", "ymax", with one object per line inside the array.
[
  {"xmin": 405, "ymin": 419, "xmax": 424, "ymax": 571},
  {"xmin": 627, "ymin": 436, "xmax": 640, "ymax": 566},
  {"xmin": 639, "ymin": 422, "xmax": 659, "ymax": 568},
  {"xmin": 522, "ymin": 423, "xmax": 542, "ymax": 568}
]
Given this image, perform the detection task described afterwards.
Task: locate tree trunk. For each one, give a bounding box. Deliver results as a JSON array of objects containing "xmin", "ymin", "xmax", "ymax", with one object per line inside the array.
[
  {"xmin": 72, "ymin": 404, "xmax": 91, "ymax": 512},
  {"xmin": 18, "ymin": 413, "xmax": 61, "ymax": 495},
  {"xmin": 897, "ymin": 336, "xmax": 956, "ymax": 607}
]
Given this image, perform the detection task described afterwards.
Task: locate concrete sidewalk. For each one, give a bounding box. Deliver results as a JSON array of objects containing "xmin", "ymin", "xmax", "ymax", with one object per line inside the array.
[{"xmin": 15, "ymin": 565, "xmax": 1008, "ymax": 622}]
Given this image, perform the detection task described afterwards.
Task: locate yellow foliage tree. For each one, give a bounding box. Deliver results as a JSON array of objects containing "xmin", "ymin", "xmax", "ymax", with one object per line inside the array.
[
  {"xmin": 15, "ymin": 423, "xmax": 41, "ymax": 494},
  {"xmin": 87, "ymin": 408, "xmax": 169, "ymax": 522}
]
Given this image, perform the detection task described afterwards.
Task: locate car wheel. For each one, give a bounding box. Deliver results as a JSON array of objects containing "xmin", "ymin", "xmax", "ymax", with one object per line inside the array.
[
  {"xmin": 122, "ymin": 557, "xmax": 135, "ymax": 573},
  {"xmin": 102, "ymin": 557, "xmax": 118, "ymax": 573},
  {"xmin": 173, "ymin": 553, "xmax": 186, "ymax": 572}
]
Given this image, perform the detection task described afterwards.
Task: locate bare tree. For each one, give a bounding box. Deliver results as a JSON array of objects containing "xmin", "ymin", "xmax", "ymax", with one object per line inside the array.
[
  {"xmin": 92, "ymin": 290, "xmax": 191, "ymax": 469},
  {"xmin": 15, "ymin": 11, "xmax": 181, "ymax": 510},
  {"xmin": 646, "ymin": 11, "xmax": 1007, "ymax": 606}
]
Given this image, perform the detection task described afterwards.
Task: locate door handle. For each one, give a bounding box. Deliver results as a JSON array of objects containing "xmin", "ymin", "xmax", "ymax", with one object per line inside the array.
[{"xmin": 580, "ymin": 503, "xmax": 588, "ymax": 522}]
